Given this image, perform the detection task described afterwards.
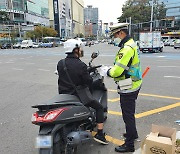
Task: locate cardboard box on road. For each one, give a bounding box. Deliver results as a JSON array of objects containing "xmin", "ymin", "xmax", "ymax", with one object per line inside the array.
[{"xmin": 141, "ymin": 124, "xmax": 176, "ymax": 154}]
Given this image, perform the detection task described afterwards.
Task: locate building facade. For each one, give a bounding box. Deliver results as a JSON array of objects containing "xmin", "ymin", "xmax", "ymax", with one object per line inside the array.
[
  {"xmin": 48, "ymin": 0, "xmax": 54, "ymax": 27},
  {"xmin": 53, "ymin": 0, "xmax": 72, "ymax": 38},
  {"xmin": 159, "ymin": 0, "xmax": 180, "ymax": 30},
  {"xmin": 160, "ymin": 0, "xmax": 180, "ymax": 20},
  {"xmin": 0, "ymin": 0, "xmax": 49, "ymax": 26},
  {"xmin": 0, "ymin": 0, "xmax": 25, "ymax": 23},
  {"xmin": 25, "ymin": 0, "xmax": 49, "ymax": 26},
  {"xmin": 84, "ymin": 5, "xmax": 98, "ymax": 36},
  {"xmin": 72, "ymin": 0, "xmax": 84, "ymax": 37}
]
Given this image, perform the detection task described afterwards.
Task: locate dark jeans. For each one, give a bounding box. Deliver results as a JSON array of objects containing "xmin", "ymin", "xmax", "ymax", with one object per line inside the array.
[
  {"xmin": 120, "ymin": 90, "xmax": 140, "ymax": 147},
  {"xmin": 86, "ymin": 99, "xmax": 104, "ymax": 123}
]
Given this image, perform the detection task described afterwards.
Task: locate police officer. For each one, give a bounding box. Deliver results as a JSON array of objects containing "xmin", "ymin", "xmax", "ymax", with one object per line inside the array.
[
  {"xmin": 57, "ymin": 39, "xmax": 108, "ymax": 145},
  {"xmin": 105, "ymin": 23, "xmax": 142, "ymax": 152}
]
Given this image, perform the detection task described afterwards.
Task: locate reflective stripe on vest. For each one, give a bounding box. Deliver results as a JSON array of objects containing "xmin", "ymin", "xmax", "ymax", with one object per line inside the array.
[
  {"xmin": 119, "ymin": 85, "xmax": 141, "ymax": 94},
  {"xmin": 115, "ymin": 62, "xmax": 129, "ymax": 70}
]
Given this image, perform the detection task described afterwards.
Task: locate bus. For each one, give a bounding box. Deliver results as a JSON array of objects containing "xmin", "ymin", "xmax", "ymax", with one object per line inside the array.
[{"xmin": 42, "ymin": 37, "xmax": 62, "ymax": 46}]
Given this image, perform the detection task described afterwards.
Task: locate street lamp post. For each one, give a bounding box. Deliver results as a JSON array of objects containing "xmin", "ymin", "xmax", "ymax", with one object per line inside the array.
[{"xmin": 150, "ymin": 0, "xmax": 154, "ymax": 32}]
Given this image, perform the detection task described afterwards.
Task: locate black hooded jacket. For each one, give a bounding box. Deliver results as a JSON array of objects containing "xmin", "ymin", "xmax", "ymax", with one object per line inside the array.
[{"xmin": 57, "ymin": 54, "xmax": 93, "ymax": 95}]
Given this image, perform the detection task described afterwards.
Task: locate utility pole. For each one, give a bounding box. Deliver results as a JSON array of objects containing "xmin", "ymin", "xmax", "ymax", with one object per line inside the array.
[
  {"xmin": 129, "ymin": 17, "xmax": 132, "ymax": 36},
  {"xmin": 150, "ymin": 0, "xmax": 154, "ymax": 32}
]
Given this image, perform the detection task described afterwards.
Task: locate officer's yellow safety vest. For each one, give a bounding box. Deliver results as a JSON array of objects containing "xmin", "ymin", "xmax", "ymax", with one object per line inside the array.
[{"xmin": 109, "ymin": 38, "xmax": 142, "ymax": 93}]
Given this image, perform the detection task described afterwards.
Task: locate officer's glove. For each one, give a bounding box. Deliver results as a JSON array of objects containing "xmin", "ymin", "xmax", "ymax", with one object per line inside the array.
[{"xmin": 99, "ymin": 66, "xmax": 111, "ymax": 77}]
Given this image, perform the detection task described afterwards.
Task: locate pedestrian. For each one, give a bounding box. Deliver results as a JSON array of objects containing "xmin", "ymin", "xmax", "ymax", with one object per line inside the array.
[
  {"xmin": 57, "ymin": 39, "xmax": 108, "ymax": 145},
  {"xmin": 101, "ymin": 23, "xmax": 142, "ymax": 152}
]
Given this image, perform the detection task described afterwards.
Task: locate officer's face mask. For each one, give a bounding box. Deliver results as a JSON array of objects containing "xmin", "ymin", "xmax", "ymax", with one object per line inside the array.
[{"xmin": 114, "ymin": 38, "xmax": 121, "ymax": 45}]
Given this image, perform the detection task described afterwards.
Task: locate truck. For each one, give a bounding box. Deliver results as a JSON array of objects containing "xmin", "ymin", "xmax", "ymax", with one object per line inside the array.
[
  {"xmin": 139, "ymin": 32, "xmax": 163, "ymax": 53},
  {"xmin": 21, "ymin": 40, "xmax": 33, "ymax": 48}
]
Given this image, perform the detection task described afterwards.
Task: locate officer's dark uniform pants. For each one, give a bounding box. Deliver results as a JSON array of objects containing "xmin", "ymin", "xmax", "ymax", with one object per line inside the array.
[
  {"xmin": 86, "ymin": 99, "xmax": 104, "ymax": 123},
  {"xmin": 120, "ymin": 90, "xmax": 139, "ymax": 147}
]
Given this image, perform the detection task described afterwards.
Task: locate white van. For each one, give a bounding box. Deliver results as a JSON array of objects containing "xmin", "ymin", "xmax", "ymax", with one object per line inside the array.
[{"xmin": 21, "ymin": 40, "xmax": 33, "ymax": 48}]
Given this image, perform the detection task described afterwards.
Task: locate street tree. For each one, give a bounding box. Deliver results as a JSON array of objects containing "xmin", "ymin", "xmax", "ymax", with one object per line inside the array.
[
  {"xmin": 117, "ymin": 0, "xmax": 166, "ymax": 24},
  {"xmin": 26, "ymin": 26, "xmax": 57, "ymax": 41},
  {"xmin": 0, "ymin": 11, "xmax": 9, "ymax": 22}
]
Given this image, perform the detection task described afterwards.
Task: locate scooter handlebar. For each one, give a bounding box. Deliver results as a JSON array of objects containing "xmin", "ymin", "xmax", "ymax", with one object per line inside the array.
[{"xmin": 88, "ymin": 65, "xmax": 102, "ymax": 73}]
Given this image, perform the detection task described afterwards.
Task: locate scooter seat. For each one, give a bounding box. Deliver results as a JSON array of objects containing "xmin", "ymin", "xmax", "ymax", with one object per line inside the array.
[{"xmin": 32, "ymin": 94, "xmax": 83, "ymax": 108}]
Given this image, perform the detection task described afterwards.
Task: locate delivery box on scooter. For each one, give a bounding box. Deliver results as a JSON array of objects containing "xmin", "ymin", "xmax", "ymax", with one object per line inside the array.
[{"xmin": 141, "ymin": 124, "xmax": 176, "ymax": 154}]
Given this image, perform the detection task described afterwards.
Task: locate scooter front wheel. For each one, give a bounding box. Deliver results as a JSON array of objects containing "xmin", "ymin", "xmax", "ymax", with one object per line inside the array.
[
  {"xmin": 39, "ymin": 148, "xmax": 52, "ymax": 154},
  {"xmin": 65, "ymin": 144, "xmax": 77, "ymax": 154}
]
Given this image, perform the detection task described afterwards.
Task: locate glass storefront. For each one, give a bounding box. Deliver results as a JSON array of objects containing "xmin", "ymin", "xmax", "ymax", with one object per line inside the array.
[
  {"xmin": 26, "ymin": 0, "xmax": 49, "ymax": 18},
  {"xmin": 13, "ymin": 0, "xmax": 24, "ymax": 11},
  {"xmin": 160, "ymin": 0, "xmax": 180, "ymax": 19},
  {"xmin": 0, "ymin": 0, "xmax": 6, "ymax": 9}
]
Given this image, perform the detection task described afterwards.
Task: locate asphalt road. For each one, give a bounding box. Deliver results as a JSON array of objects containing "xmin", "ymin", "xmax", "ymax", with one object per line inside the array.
[{"xmin": 0, "ymin": 44, "xmax": 179, "ymax": 154}]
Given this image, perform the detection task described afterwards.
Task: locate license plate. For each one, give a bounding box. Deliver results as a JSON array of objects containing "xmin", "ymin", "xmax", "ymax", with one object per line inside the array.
[{"xmin": 36, "ymin": 136, "xmax": 52, "ymax": 148}]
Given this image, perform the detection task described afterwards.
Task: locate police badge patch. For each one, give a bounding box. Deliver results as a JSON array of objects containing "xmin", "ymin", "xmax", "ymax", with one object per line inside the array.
[{"xmin": 118, "ymin": 53, "xmax": 123, "ymax": 59}]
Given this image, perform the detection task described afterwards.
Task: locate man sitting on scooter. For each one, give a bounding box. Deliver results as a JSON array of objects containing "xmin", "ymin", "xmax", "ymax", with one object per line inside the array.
[{"xmin": 57, "ymin": 39, "xmax": 108, "ymax": 145}]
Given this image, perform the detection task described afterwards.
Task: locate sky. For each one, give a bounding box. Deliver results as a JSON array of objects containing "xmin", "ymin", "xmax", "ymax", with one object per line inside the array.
[{"xmin": 84, "ymin": 0, "xmax": 127, "ymax": 23}]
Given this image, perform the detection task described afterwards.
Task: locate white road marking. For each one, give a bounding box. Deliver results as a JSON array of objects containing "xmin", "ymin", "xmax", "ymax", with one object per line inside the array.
[
  {"xmin": 38, "ymin": 69, "xmax": 50, "ymax": 72},
  {"xmin": 5, "ymin": 62, "xmax": 15, "ymax": 63},
  {"xmin": 157, "ymin": 56, "xmax": 166, "ymax": 58},
  {"xmin": 25, "ymin": 63, "xmax": 35, "ymax": 65},
  {"xmin": 158, "ymin": 66, "xmax": 179, "ymax": 68},
  {"xmin": 156, "ymin": 60, "xmax": 167, "ymax": 61},
  {"xmin": 12, "ymin": 68, "xmax": 24, "ymax": 71},
  {"xmin": 48, "ymin": 63, "xmax": 57, "ymax": 65},
  {"xmin": 164, "ymin": 76, "xmax": 180, "ymax": 79}
]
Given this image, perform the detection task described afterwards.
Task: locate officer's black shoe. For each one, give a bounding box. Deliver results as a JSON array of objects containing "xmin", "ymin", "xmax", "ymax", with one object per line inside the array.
[
  {"xmin": 94, "ymin": 133, "xmax": 109, "ymax": 145},
  {"xmin": 123, "ymin": 133, "xmax": 138, "ymax": 140},
  {"xmin": 115, "ymin": 144, "xmax": 135, "ymax": 153}
]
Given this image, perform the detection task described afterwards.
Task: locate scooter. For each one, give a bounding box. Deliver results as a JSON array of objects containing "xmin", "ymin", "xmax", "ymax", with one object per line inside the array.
[{"xmin": 31, "ymin": 52, "xmax": 108, "ymax": 154}]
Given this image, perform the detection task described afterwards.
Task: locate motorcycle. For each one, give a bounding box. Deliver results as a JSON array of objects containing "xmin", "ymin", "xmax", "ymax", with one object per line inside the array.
[{"xmin": 31, "ymin": 52, "xmax": 108, "ymax": 154}]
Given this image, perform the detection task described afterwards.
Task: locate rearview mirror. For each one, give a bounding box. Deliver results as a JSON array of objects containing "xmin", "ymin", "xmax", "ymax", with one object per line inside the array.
[{"xmin": 91, "ymin": 51, "xmax": 99, "ymax": 59}]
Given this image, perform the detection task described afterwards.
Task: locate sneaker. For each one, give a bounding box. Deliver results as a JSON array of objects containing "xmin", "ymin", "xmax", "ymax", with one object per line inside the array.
[{"xmin": 94, "ymin": 133, "xmax": 109, "ymax": 145}]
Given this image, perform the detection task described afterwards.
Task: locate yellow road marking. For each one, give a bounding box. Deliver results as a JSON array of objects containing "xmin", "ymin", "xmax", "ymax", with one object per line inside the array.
[
  {"xmin": 108, "ymin": 89, "xmax": 117, "ymax": 92},
  {"xmin": 108, "ymin": 89, "xmax": 180, "ymax": 102},
  {"xmin": 108, "ymin": 98, "xmax": 120, "ymax": 102},
  {"xmin": 135, "ymin": 102, "xmax": 180, "ymax": 118},
  {"xmin": 91, "ymin": 131, "xmax": 124, "ymax": 145},
  {"xmin": 108, "ymin": 110, "xmax": 122, "ymax": 116},
  {"xmin": 139, "ymin": 93, "xmax": 180, "ymax": 100},
  {"xmin": 108, "ymin": 102, "xmax": 180, "ymax": 118}
]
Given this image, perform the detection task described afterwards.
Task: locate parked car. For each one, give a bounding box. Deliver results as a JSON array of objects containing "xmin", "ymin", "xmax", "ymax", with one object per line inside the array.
[
  {"xmin": 21, "ymin": 40, "xmax": 33, "ymax": 48},
  {"xmin": 85, "ymin": 41, "xmax": 91, "ymax": 46},
  {"xmin": 13, "ymin": 43, "xmax": 21, "ymax": 49},
  {"xmin": 32, "ymin": 42, "xmax": 40, "ymax": 48},
  {"xmin": 1, "ymin": 43, "xmax": 12, "ymax": 49},
  {"xmin": 174, "ymin": 39, "xmax": 180, "ymax": 49},
  {"xmin": 41, "ymin": 42, "xmax": 53, "ymax": 48},
  {"xmin": 91, "ymin": 41, "xmax": 94, "ymax": 45},
  {"xmin": 94, "ymin": 40, "xmax": 99, "ymax": 44},
  {"xmin": 164, "ymin": 40, "xmax": 170, "ymax": 46},
  {"xmin": 170, "ymin": 39, "xmax": 176, "ymax": 47}
]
